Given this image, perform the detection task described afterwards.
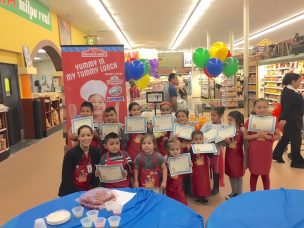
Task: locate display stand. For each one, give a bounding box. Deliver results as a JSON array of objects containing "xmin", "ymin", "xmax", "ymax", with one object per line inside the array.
[
  {"xmin": 146, "ymin": 92, "xmax": 164, "ymax": 115},
  {"xmin": 0, "ymin": 111, "xmax": 9, "ymax": 154}
]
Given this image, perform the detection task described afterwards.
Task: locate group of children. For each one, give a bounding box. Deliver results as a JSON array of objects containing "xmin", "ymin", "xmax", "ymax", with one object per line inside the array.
[{"xmin": 69, "ymin": 98, "xmax": 280, "ymax": 206}]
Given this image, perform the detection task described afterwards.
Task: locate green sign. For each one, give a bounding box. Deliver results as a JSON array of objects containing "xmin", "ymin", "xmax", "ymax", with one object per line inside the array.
[{"xmin": 0, "ymin": 0, "xmax": 52, "ymax": 30}]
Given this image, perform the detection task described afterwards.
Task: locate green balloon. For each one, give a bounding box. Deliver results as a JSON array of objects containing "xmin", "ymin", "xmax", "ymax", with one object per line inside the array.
[
  {"xmin": 223, "ymin": 57, "xmax": 239, "ymax": 77},
  {"xmin": 139, "ymin": 59, "xmax": 150, "ymax": 75},
  {"xmin": 192, "ymin": 48, "xmax": 210, "ymax": 68}
]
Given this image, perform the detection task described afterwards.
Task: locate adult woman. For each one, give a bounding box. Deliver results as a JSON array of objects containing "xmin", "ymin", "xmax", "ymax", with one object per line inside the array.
[
  {"xmin": 59, "ymin": 125, "xmax": 101, "ymax": 196},
  {"xmin": 273, "ymin": 73, "xmax": 304, "ymax": 168}
]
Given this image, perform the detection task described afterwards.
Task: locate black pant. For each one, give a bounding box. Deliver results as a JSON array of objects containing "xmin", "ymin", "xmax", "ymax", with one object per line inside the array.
[{"xmin": 273, "ymin": 125, "xmax": 304, "ymax": 165}]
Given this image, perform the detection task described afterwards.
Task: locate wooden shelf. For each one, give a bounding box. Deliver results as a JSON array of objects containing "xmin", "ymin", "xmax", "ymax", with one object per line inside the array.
[
  {"xmin": 264, "ymin": 92, "xmax": 280, "ymax": 96},
  {"xmin": 265, "ymin": 81, "xmax": 282, "ymax": 83},
  {"xmin": 264, "ymin": 86, "xmax": 282, "ymax": 90},
  {"xmin": 248, "ymin": 91, "xmax": 256, "ymax": 93}
]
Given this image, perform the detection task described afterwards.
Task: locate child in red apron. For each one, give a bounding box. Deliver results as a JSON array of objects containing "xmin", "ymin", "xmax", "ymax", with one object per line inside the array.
[
  {"xmin": 97, "ymin": 132, "xmax": 133, "ymax": 188},
  {"xmin": 134, "ymin": 134, "xmax": 167, "ymax": 190},
  {"xmin": 225, "ymin": 111, "xmax": 245, "ymax": 199},
  {"xmin": 243, "ymin": 98, "xmax": 281, "ymax": 191},
  {"xmin": 190, "ymin": 131, "xmax": 211, "ymax": 205},
  {"xmin": 165, "ymin": 138, "xmax": 188, "ymax": 205}
]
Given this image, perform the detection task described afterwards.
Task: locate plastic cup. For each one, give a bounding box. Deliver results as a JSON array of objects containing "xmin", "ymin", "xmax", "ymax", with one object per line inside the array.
[
  {"xmin": 105, "ymin": 201, "xmax": 117, "ymax": 211},
  {"xmin": 94, "ymin": 217, "xmax": 106, "ymax": 228},
  {"xmin": 108, "ymin": 215, "xmax": 121, "ymax": 228},
  {"xmin": 34, "ymin": 218, "xmax": 47, "ymax": 228},
  {"xmin": 72, "ymin": 206, "xmax": 84, "ymax": 218},
  {"xmin": 80, "ymin": 217, "xmax": 93, "ymax": 228},
  {"xmin": 112, "ymin": 203, "xmax": 123, "ymax": 215},
  {"xmin": 86, "ymin": 209, "xmax": 99, "ymax": 222}
]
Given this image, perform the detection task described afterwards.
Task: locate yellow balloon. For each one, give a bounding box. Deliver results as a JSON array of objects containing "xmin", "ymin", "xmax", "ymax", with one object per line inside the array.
[
  {"xmin": 210, "ymin": 42, "xmax": 228, "ymax": 61},
  {"xmin": 135, "ymin": 74, "xmax": 150, "ymax": 90}
]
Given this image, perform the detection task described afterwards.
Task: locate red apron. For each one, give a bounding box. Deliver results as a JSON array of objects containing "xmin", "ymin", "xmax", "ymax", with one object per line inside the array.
[
  {"xmin": 126, "ymin": 133, "xmax": 143, "ymax": 161},
  {"xmin": 72, "ymin": 154, "xmax": 92, "ymax": 191},
  {"xmin": 157, "ymin": 132, "xmax": 170, "ymax": 157},
  {"xmin": 104, "ymin": 151, "xmax": 131, "ymax": 188},
  {"xmin": 166, "ymin": 174, "xmax": 187, "ymax": 205},
  {"xmin": 179, "ymin": 138, "xmax": 191, "ymax": 153},
  {"xmin": 139, "ymin": 153, "xmax": 161, "ymax": 188},
  {"xmin": 91, "ymin": 137, "xmax": 100, "ymax": 149},
  {"xmin": 192, "ymin": 154, "xmax": 211, "ymax": 197}
]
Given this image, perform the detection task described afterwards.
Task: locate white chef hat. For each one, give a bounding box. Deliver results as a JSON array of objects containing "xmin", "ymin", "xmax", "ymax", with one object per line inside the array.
[{"xmin": 80, "ymin": 80, "xmax": 108, "ymax": 101}]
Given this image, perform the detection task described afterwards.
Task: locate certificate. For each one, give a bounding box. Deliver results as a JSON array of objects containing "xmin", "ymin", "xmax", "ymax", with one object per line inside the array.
[
  {"xmin": 215, "ymin": 125, "xmax": 236, "ymax": 143},
  {"xmin": 100, "ymin": 124, "xmax": 120, "ymax": 139},
  {"xmin": 96, "ymin": 164, "xmax": 126, "ymax": 183},
  {"xmin": 203, "ymin": 128, "xmax": 218, "ymax": 143},
  {"xmin": 248, "ymin": 115, "xmax": 276, "ymax": 134},
  {"xmin": 125, "ymin": 117, "xmax": 147, "ymax": 133},
  {"xmin": 173, "ymin": 123, "xmax": 194, "ymax": 140},
  {"xmin": 191, "ymin": 143, "xmax": 217, "ymax": 154},
  {"xmin": 168, "ymin": 153, "xmax": 192, "ymax": 177},
  {"xmin": 153, "ymin": 115, "xmax": 174, "ymax": 132},
  {"xmin": 71, "ymin": 116, "xmax": 94, "ymax": 133}
]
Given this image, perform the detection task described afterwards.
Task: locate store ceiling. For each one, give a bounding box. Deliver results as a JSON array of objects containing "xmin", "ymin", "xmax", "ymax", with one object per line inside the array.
[{"xmin": 40, "ymin": 0, "xmax": 304, "ymax": 50}]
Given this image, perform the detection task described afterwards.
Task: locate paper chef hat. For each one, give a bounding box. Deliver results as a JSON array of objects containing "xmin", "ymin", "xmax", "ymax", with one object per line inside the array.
[{"xmin": 80, "ymin": 80, "xmax": 108, "ymax": 101}]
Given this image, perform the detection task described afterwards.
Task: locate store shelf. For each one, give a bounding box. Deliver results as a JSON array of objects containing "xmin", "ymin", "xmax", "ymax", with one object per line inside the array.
[
  {"xmin": 248, "ymin": 91, "xmax": 256, "ymax": 93},
  {"xmin": 249, "ymin": 83, "xmax": 256, "ymax": 85},
  {"xmin": 249, "ymin": 71, "xmax": 256, "ymax": 73},
  {"xmin": 264, "ymin": 92, "xmax": 280, "ymax": 96},
  {"xmin": 264, "ymin": 87, "xmax": 282, "ymax": 90},
  {"xmin": 0, "ymin": 128, "xmax": 7, "ymax": 133},
  {"xmin": 265, "ymin": 97, "xmax": 280, "ymax": 102},
  {"xmin": 265, "ymin": 75, "xmax": 284, "ymax": 77},
  {"xmin": 264, "ymin": 81, "xmax": 282, "ymax": 83}
]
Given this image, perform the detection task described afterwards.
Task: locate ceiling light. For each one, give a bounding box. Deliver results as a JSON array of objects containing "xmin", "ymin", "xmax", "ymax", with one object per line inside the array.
[
  {"xmin": 34, "ymin": 57, "xmax": 42, "ymax": 60},
  {"xmin": 87, "ymin": 0, "xmax": 132, "ymax": 49},
  {"xmin": 234, "ymin": 12, "xmax": 304, "ymax": 46},
  {"xmin": 38, "ymin": 49, "xmax": 46, "ymax": 53},
  {"xmin": 169, "ymin": 0, "xmax": 212, "ymax": 50}
]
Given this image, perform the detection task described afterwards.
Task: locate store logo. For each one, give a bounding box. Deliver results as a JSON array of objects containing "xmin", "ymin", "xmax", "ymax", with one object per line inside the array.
[
  {"xmin": 107, "ymin": 96, "xmax": 125, "ymax": 102},
  {"xmin": 109, "ymin": 85, "xmax": 122, "ymax": 96},
  {"xmin": 107, "ymin": 76, "xmax": 123, "ymax": 85},
  {"xmin": 82, "ymin": 48, "xmax": 107, "ymax": 57},
  {"xmin": 0, "ymin": 0, "xmax": 16, "ymax": 8}
]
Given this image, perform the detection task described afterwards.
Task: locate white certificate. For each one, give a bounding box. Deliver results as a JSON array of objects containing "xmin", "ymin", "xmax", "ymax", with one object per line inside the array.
[
  {"xmin": 96, "ymin": 164, "xmax": 126, "ymax": 183},
  {"xmin": 125, "ymin": 117, "xmax": 147, "ymax": 133},
  {"xmin": 203, "ymin": 128, "xmax": 218, "ymax": 143},
  {"xmin": 191, "ymin": 143, "xmax": 217, "ymax": 154},
  {"xmin": 100, "ymin": 124, "xmax": 120, "ymax": 139},
  {"xmin": 248, "ymin": 115, "xmax": 276, "ymax": 134},
  {"xmin": 71, "ymin": 116, "xmax": 94, "ymax": 133},
  {"xmin": 168, "ymin": 153, "xmax": 192, "ymax": 177},
  {"xmin": 153, "ymin": 115, "xmax": 174, "ymax": 133},
  {"xmin": 215, "ymin": 125, "xmax": 236, "ymax": 143},
  {"xmin": 173, "ymin": 123, "xmax": 194, "ymax": 140}
]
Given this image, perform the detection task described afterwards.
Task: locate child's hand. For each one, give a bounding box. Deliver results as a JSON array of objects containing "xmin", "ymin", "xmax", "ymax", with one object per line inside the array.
[
  {"xmin": 160, "ymin": 182, "xmax": 166, "ymax": 189},
  {"xmin": 120, "ymin": 124, "xmax": 125, "ymax": 131},
  {"xmin": 133, "ymin": 181, "xmax": 139, "ymax": 188},
  {"xmin": 95, "ymin": 169, "xmax": 100, "ymax": 177},
  {"xmin": 122, "ymin": 170, "xmax": 128, "ymax": 177}
]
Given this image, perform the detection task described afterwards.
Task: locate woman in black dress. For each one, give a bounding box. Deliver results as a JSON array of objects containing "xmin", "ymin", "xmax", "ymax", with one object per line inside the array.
[{"xmin": 273, "ymin": 73, "xmax": 304, "ymax": 168}]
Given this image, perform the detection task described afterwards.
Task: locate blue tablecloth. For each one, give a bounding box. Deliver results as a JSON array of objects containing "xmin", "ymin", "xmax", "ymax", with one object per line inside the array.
[
  {"xmin": 207, "ymin": 188, "xmax": 304, "ymax": 228},
  {"xmin": 3, "ymin": 188, "xmax": 203, "ymax": 228}
]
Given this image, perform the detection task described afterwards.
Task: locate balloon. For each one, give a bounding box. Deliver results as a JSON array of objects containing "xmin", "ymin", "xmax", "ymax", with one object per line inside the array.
[
  {"xmin": 227, "ymin": 50, "xmax": 232, "ymax": 58},
  {"xmin": 210, "ymin": 42, "xmax": 229, "ymax": 61},
  {"xmin": 152, "ymin": 73, "xmax": 160, "ymax": 79},
  {"xmin": 139, "ymin": 59, "xmax": 150, "ymax": 75},
  {"xmin": 130, "ymin": 60, "xmax": 145, "ymax": 80},
  {"xmin": 223, "ymin": 57, "xmax": 239, "ymax": 77},
  {"xmin": 192, "ymin": 48, "xmax": 210, "ymax": 68},
  {"xmin": 205, "ymin": 58, "xmax": 223, "ymax": 77},
  {"xmin": 129, "ymin": 57, "xmax": 136, "ymax": 62},
  {"xmin": 203, "ymin": 67, "xmax": 212, "ymax": 78},
  {"xmin": 135, "ymin": 74, "xmax": 150, "ymax": 90},
  {"xmin": 125, "ymin": 62, "xmax": 133, "ymax": 81}
]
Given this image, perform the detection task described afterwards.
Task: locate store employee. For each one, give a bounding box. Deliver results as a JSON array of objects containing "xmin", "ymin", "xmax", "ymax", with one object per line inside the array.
[{"xmin": 163, "ymin": 73, "xmax": 179, "ymax": 111}]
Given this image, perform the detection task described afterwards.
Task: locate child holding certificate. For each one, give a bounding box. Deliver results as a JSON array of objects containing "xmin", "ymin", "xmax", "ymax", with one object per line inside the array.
[
  {"xmin": 200, "ymin": 107, "xmax": 226, "ymax": 195},
  {"xmin": 134, "ymin": 134, "xmax": 167, "ymax": 189},
  {"xmin": 165, "ymin": 138, "xmax": 188, "ymax": 205},
  {"xmin": 243, "ymin": 98, "xmax": 281, "ymax": 191},
  {"xmin": 97, "ymin": 132, "xmax": 133, "ymax": 188},
  {"xmin": 225, "ymin": 111, "xmax": 245, "ymax": 199}
]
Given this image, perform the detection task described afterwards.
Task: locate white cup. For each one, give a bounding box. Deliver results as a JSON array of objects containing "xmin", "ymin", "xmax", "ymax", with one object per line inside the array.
[
  {"xmin": 80, "ymin": 217, "xmax": 93, "ymax": 228},
  {"xmin": 34, "ymin": 218, "xmax": 47, "ymax": 228},
  {"xmin": 86, "ymin": 209, "xmax": 99, "ymax": 222},
  {"xmin": 112, "ymin": 203, "xmax": 123, "ymax": 215},
  {"xmin": 72, "ymin": 206, "xmax": 84, "ymax": 218},
  {"xmin": 108, "ymin": 215, "xmax": 121, "ymax": 228},
  {"xmin": 94, "ymin": 217, "xmax": 106, "ymax": 228}
]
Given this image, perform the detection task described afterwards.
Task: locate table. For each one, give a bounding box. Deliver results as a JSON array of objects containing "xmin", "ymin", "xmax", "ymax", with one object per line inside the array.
[
  {"xmin": 207, "ymin": 188, "xmax": 304, "ymax": 228},
  {"xmin": 3, "ymin": 188, "xmax": 203, "ymax": 228}
]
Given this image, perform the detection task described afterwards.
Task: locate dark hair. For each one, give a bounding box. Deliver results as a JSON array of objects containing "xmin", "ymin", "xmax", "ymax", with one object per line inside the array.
[
  {"xmin": 191, "ymin": 130, "xmax": 203, "ymax": 139},
  {"xmin": 140, "ymin": 133, "xmax": 157, "ymax": 150},
  {"xmin": 251, "ymin": 98, "xmax": 268, "ymax": 115},
  {"xmin": 211, "ymin": 107, "xmax": 225, "ymax": 116},
  {"xmin": 77, "ymin": 125, "xmax": 93, "ymax": 136},
  {"xmin": 105, "ymin": 106, "xmax": 117, "ymax": 114},
  {"xmin": 228, "ymin": 111, "xmax": 244, "ymax": 127},
  {"xmin": 104, "ymin": 132, "xmax": 120, "ymax": 144},
  {"xmin": 168, "ymin": 73, "xmax": 176, "ymax": 82},
  {"xmin": 128, "ymin": 102, "xmax": 140, "ymax": 115},
  {"xmin": 282, "ymin": 73, "xmax": 301, "ymax": 86},
  {"xmin": 165, "ymin": 138, "xmax": 181, "ymax": 152},
  {"xmin": 175, "ymin": 109, "xmax": 189, "ymax": 118},
  {"xmin": 80, "ymin": 101, "xmax": 94, "ymax": 112}
]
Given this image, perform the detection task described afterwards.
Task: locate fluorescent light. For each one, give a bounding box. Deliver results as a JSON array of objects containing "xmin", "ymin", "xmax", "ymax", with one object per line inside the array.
[
  {"xmin": 34, "ymin": 57, "xmax": 42, "ymax": 60},
  {"xmin": 234, "ymin": 12, "xmax": 304, "ymax": 46},
  {"xmin": 169, "ymin": 0, "xmax": 212, "ymax": 50},
  {"xmin": 87, "ymin": 0, "xmax": 133, "ymax": 49},
  {"xmin": 38, "ymin": 49, "xmax": 46, "ymax": 53}
]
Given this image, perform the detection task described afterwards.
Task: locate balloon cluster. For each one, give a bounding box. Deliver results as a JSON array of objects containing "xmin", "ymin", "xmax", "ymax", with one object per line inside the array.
[
  {"xmin": 192, "ymin": 42, "xmax": 239, "ymax": 78},
  {"xmin": 125, "ymin": 58, "xmax": 159, "ymax": 89}
]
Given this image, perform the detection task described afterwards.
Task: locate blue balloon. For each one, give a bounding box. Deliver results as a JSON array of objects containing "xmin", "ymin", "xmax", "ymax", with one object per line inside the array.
[
  {"xmin": 125, "ymin": 62, "xmax": 133, "ymax": 81},
  {"xmin": 205, "ymin": 58, "xmax": 223, "ymax": 77},
  {"xmin": 130, "ymin": 60, "xmax": 145, "ymax": 80}
]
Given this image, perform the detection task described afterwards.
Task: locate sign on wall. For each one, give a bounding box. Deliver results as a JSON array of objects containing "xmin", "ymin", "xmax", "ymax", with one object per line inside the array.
[
  {"xmin": 0, "ymin": 0, "xmax": 52, "ymax": 30},
  {"xmin": 183, "ymin": 51, "xmax": 192, "ymax": 67}
]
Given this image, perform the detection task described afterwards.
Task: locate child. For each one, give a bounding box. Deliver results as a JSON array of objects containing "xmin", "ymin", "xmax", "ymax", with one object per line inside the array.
[
  {"xmin": 134, "ymin": 134, "xmax": 167, "ymax": 189},
  {"xmin": 165, "ymin": 138, "xmax": 187, "ymax": 205},
  {"xmin": 200, "ymin": 107, "xmax": 226, "ymax": 195},
  {"xmin": 243, "ymin": 98, "xmax": 281, "ymax": 191},
  {"xmin": 190, "ymin": 131, "xmax": 211, "ymax": 204},
  {"xmin": 225, "ymin": 111, "xmax": 245, "ymax": 199},
  {"xmin": 97, "ymin": 132, "xmax": 133, "ymax": 188}
]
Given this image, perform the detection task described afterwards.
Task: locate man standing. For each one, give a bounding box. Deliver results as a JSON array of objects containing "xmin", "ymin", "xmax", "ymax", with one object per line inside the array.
[{"xmin": 163, "ymin": 73, "xmax": 178, "ymax": 111}]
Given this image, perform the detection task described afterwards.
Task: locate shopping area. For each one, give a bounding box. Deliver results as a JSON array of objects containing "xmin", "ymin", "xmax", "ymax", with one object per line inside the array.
[{"xmin": 1, "ymin": 0, "xmax": 304, "ymax": 227}]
